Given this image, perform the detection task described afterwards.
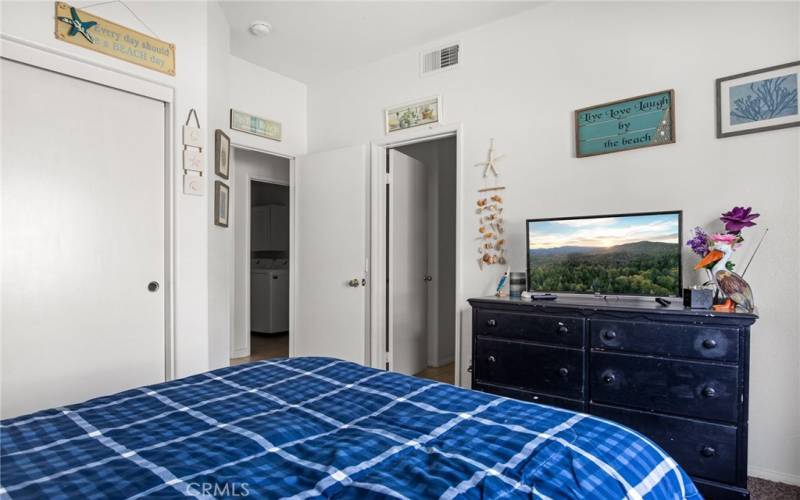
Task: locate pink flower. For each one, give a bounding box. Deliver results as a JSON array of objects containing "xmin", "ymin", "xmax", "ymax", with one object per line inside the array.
[{"xmin": 711, "ymin": 233, "xmax": 738, "ymax": 244}]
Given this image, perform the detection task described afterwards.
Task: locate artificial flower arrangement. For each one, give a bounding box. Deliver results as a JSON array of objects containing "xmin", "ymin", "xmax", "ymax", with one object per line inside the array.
[{"xmin": 686, "ymin": 207, "xmax": 761, "ymax": 311}]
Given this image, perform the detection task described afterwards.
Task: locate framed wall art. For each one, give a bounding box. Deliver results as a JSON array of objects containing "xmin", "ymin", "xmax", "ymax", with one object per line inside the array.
[
  {"xmin": 385, "ymin": 95, "xmax": 441, "ymax": 134},
  {"xmin": 215, "ymin": 130, "xmax": 230, "ymax": 179},
  {"xmin": 575, "ymin": 90, "xmax": 675, "ymax": 157},
  {"xmin": 230, "ymin": 109, "xmax": 282, "ymax": 141},
  {"xmin": 214, "ymin": 181, "xmax": 230, "ymax": 228},
  {"xmin": 717, "ymin": 61, "xmax": 799, "ymax": 138}
]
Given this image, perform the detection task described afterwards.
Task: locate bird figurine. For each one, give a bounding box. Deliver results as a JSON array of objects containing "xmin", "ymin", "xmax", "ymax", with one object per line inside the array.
[{"xmin": 693, "ymin": 238, "xmax": 754, "ymax": 313}]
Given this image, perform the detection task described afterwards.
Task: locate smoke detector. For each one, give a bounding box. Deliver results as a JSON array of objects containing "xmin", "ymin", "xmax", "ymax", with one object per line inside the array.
[{"xmin": 248, "ymin": 21, "xmax": 272, "ymax": 37}]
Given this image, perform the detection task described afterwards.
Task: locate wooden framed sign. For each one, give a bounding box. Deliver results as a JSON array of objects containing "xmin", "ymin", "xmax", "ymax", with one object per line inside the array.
[
  {"xmin": 54, "ymin": 2, "xmax": 175, "ymax": 76},
  {"xmin": 575, "ymin": 90, "xmax": 674, "ymax": 157}
]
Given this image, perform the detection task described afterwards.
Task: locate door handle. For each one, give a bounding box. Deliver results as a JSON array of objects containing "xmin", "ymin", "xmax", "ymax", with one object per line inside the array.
[
  {"xmin": 424, "ymin": 275, "xmax": 432, "ymax": 282},
  {"xmin": 348, "ymin": 278, "xmax": 360, "ymax": 287},
  {"xmin": 147, "ymin": 281, "xmax": 160, "ymax": 292}
]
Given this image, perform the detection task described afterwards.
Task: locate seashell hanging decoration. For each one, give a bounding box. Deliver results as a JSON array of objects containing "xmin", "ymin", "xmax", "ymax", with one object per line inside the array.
[{"xmin": 476, "ymin": 191, "xmax": 505, "ymax": 268}]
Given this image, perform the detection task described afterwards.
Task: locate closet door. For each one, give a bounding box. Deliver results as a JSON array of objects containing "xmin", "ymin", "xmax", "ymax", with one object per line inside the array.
[
  {"xmin": 293, "ymin": 145, "xmax": 369, "ymax": 363},
  {"xmin": 1, "ymin": 58, "xmax": 166, "ymax": 418}
]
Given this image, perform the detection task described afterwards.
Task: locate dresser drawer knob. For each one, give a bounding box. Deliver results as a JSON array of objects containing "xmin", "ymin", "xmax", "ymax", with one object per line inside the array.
[
  {"xmin": 602, "ymin": 373, "xmax": 616, "ymax": 385},
  {"xmin": 486, "ymin": 319, "xmax": 497, "ymax": 327},
  {"xmin": 702, "ymin": 386, "xmax": 717, "ymax": 398},
  {"xmin": 557, "ymin": 323, "xmax": 569, "ymax": 335},
  {"xmin": 700, "ymin": 446, "xmax": 716, "ymax": 458},
  {"xmin": 558, "ymin": 367, "xmax": 569, "ymax": 377},
  {"xmin": 602, "ymin": 330, "xmax": 617, "ymax": 341},
  {"xmin": 488, "ymin": 355, "xmax": 497, "ymax": 363},
  {"xmin": 702, "ymin": 339, "xmax": 717, "ymax": 349}
]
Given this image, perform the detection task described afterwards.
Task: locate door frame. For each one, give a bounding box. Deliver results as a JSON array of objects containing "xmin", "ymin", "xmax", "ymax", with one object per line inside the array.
[
  {"xmin": 369, "ymin": 123, "xmax": 464, "ymax": 385},
  {"xmin": 1, "ymin": 34, "xmax": 177, "ymax": 380},
  {"xmin": 229, "ymin": 142, "xmax": 296, "ymax": 361}
]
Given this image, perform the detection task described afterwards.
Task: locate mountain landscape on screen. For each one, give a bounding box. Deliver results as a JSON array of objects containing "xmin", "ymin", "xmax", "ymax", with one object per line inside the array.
[{"xmin": 527, "ymin": 214, "xmax": 681, "ymax": 296}]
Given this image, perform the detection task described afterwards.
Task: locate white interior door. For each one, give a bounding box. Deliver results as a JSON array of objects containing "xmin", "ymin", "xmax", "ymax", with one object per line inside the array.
[
  {"xmin": 389, "ymin": 150, "xmax": 428, "ymax": 376},
  {"xmin": 293, "ymin": 145, "xmax": 369, "ymax": 363},
  {"xmin": 1, "ymin": 58, "xmax": 166, "ymax": 418}
]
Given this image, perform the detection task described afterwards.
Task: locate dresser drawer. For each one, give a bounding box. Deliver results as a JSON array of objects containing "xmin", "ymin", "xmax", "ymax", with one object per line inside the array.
[
  {"xmin": 474, "ymin": 382, "xmax": 584, "ymax": 412},
  {"xmin": 474, "ymin": 337, "xmax": 583, "ymax": 399},
  {"xmin": 591, "ymin": 403, "xmax": 738, "ymax": 484},
  {"xmin": 590, "ymin": 352, "xmax": 739, "ymax": 422},
  {"xmin": 475, "ymin": 309, "xmax": 584, "ymax": 347},
  {"xmin": 591, "ymin": 319, "xmax": 739, "ymax": 362}
]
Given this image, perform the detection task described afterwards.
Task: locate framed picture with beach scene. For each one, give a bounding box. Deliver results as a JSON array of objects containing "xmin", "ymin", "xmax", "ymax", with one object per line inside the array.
[{"xmin": 384, "ymin": 95, "xmax": 441, "ymax": 134}]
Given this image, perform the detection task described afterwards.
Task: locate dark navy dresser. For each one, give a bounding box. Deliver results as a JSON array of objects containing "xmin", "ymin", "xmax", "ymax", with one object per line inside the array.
[{"xmin": 468, "ymin": 296, "xmax": 758, "ymax": 499}]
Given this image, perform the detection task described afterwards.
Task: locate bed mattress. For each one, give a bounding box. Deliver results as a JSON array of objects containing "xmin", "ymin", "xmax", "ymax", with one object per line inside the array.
[{"xmin": 1, "ymin": 357, "xmax": 699, "ymax": 499}]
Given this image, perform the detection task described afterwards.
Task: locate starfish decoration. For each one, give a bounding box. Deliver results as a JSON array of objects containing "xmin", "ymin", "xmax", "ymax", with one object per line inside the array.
[
  {"xmin": 475, "ymin": 138, "xmax": 504, "ymax": 177},
  {"xmin": 57, "ymin": 7, "xmax": 97, "ymax": 44}
]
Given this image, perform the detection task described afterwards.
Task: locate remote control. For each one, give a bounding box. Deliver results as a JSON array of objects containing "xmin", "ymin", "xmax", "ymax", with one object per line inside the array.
[{"xmin": 655, "ymin": 297, "xmax": 671, "ymax": 307}]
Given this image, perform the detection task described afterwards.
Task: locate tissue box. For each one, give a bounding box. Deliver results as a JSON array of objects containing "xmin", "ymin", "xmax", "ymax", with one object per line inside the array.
[{"xmin": 683, "ymin": 288, "xmax": 714, "ymax": 309}]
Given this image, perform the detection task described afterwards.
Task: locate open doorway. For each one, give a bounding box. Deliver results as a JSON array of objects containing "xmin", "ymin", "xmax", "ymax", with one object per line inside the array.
[
  {"xmin": 230, "ymin": 147, "xmax": 291, "ymax": 366},
  {"xmin": 386, "ymin": 136, "xmax": 457, "ymax": 384}
]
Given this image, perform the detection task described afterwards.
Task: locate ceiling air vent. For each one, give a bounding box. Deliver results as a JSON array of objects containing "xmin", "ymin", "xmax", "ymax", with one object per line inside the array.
[{"xmin": 421, "ymin": 43, "xmax": 460, "ymax": 76}]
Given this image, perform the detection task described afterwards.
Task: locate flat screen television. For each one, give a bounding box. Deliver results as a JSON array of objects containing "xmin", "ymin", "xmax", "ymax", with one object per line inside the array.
[{"xmin": 526, "ymin": 211, "xmax": 682, "ymax": 297}]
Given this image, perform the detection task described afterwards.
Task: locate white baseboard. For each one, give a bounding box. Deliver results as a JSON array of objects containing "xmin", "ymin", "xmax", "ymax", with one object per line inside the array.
[
  {"xmin": 749, "ymin": 465, "xmax": 800, "ymax": 486},
  {"xmin": 230, "ymin": 348, "xmax": 249, "ymax": 359}
]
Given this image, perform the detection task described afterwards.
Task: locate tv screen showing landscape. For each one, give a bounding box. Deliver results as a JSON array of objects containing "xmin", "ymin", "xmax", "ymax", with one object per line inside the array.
[{"xmin": 527, "ymin": 211, "xmax": 682, "ymax": 297}]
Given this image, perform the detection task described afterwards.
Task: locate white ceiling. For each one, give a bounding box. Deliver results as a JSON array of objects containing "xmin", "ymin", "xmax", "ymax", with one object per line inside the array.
[{"xmin": 220, "ymin": 1, "xmax": 540, "ymax": 83}]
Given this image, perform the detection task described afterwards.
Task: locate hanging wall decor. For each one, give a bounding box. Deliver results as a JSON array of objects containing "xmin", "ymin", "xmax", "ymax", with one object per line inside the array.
[
  {"xmin": 54, "ymin": 2, "xmax": 176, "ymax": 76},
  {"xmin": 575, "ymin": 89, "xmax": 675, "ymax": 157},
  {"xmin": 230, "ymin": 109, "xmax": 282, "ymax": 141},
  {"xmin": 214, "ymin": 181, "xmax": 230, "ymax": 227},
  {"xmin": 182, "ymin": 109, "xmax": 205, "ymax": 196},
  {"xmin": 476, "ymin": 138, "xmax": 506, "ymax": 270},
  {"xmin": 385, "ymin": 96, "xmax": 441, "ymax": 134},
  {"xmin": 215, "ymin": 130, "xmax": 231, "ymax": 179},
  {"xmin": 716, "ymin": 61, "xmax": 799, "ymax": 138}
]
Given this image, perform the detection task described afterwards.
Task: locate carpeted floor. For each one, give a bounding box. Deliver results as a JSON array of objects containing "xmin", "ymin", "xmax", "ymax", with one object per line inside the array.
[{"xmin": 749, "ymin": 477, "xmax": 800, "ymax": 499}]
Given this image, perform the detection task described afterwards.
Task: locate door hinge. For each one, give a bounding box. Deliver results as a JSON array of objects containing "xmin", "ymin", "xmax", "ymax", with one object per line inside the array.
[{"xmin": 385, "ymin": 172, "xmax": 392, "ymax": 184}]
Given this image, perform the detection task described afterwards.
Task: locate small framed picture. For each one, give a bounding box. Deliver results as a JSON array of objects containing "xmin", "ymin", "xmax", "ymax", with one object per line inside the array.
[
  {"xmin": 717, "ymin": 61, "xmax": 799, "ymax": 138},
  {"xmin": 214, "ymin": 181, "xmax": 230, "ymax": 228},
  {"xmin": 215, "ymin": 130, "xmax": 230, "ymax": 179},
  {"xmin": 385, "ymin": 95, "xmax": 441, "ymax": 134},
  {"xmin": 230, "ymin": 109, "xmax": 282, "ymax": 141}
]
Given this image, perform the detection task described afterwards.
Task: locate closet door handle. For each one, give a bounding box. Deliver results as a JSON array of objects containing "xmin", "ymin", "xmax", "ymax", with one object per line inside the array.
[
  {"xmin": 347, "ymin": 278, "xmax": 360, "ymax": 287},
  {"xmin": 147, "ymin": 281, "xmax": 160, "ymax": 292}
]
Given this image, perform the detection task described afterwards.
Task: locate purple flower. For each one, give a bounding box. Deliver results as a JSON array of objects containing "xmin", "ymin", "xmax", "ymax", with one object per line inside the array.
[
  {"xmin": 721, "ymin": 206, "xmax": 760, "ymax": 234},
  {"xmin": 686, "ymin": 226, "xmax": 709, "ymax": 257}
]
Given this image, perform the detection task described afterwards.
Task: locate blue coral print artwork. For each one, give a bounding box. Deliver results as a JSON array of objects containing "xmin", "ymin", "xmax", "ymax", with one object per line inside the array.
[{"xmin": 729, "ymin": 74, "xmax": 798, "ymax": 124}]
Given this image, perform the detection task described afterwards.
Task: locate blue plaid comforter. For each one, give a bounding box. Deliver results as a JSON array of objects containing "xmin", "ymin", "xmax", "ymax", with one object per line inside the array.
[{"xmin": 1, "ymin": 357, "xmax": 699, "ymax": 499}]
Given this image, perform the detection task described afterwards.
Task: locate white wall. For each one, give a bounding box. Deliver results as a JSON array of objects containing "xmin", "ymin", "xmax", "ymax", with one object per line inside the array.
[
  {"xmin": 206, "ymin": 53, "xmax": 307, "ymax": 368},
  {"xmin": 307, "ymin": 1, "xmax": 800, "ymax": 483},
  {"xmin": 230, "ymin": 148, "xmax": 290, "ymax": 358},
  {"xmin": 206, "ymin": 0, "xmax": 232, "ymax": 370},
  {"xmin": 1, "ymin": 0, "xmax": 211, "ymax": 377}
]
